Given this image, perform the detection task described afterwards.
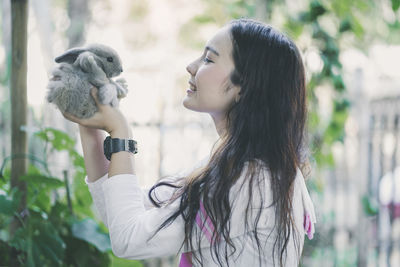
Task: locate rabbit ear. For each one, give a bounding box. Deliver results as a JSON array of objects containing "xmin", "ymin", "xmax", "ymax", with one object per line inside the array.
[{"xmin": 55, "ymin": 47, "xmax": 87, "ymax": 64}]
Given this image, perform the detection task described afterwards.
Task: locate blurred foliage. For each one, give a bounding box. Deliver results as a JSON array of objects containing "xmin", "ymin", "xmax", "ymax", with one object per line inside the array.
[
  {"xmin": 128, "ymin": 1, "xmax": 149, "ymax": 22},
  {"xmin": 0, "ymin": 127, "xmax": 142, "ymax": 266},
  {"xmin": 362, "ymin": 194, "xmax": 379, "ymax": 216}
]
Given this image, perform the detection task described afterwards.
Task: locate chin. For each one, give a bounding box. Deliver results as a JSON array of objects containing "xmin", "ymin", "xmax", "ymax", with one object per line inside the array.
[
  {"xmin": 182, "ymin": 97, "xmax": 193, "ymax": 110},
  {"xmin": 182, "ymin": 99, "xmax": 202, "ymax": 112}
]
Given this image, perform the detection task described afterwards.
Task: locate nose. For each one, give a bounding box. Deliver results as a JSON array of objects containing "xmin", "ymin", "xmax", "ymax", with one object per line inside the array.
[
  {"xmin": 186, "ymin": 60, "xmax": 197, "ymax": 76},
  {"xmin": 120, "ymin": 68, "xmax": 123, "ymax": 73}
]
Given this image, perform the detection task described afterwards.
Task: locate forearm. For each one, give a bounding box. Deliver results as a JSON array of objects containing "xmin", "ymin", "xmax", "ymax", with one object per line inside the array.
[{"xmin": 79, "ymin": 125, "xmax": 110, "ymax": 182}]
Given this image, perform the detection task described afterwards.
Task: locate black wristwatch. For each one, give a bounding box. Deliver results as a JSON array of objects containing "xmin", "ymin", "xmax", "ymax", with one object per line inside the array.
[{"xmin": 103, "ymin": 136, "xmax": 138, "ymax": 161}]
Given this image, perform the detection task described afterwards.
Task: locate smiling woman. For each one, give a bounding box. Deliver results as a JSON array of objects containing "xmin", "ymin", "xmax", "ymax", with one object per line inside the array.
[{"xmin": 61, "ymin": 18, "xmax": 316, "ymax": 267}]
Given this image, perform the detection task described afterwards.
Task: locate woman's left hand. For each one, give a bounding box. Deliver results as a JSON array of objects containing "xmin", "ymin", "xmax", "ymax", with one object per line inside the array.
[{"xmin": 61, "ymin": 87, "xmax": 129, "ymax": 134}]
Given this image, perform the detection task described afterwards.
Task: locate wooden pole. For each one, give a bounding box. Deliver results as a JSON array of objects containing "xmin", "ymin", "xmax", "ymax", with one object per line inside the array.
[{"xmin": 10, "ymin": 0, "xmax": 28, "ymax": 263}]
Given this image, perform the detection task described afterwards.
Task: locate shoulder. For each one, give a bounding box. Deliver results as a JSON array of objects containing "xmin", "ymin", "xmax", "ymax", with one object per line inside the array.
[
  {"xmin": 169, "ymin": 154, "xmax": 210, "ymax": 179},
  {"xmin": 228, "ymin": 159, "xmax": 273, "ymax": 215},
  {"xmin": 230, "ymin": 159, "xmax": 304, "ymax": 208}
]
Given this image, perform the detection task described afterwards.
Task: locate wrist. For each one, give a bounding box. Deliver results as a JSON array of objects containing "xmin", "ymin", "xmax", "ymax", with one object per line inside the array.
[
  {"xmin": 109, "ymin": 126, "xmax": 133, "ymax": 139},
  {"xmin": 79, "ymin": 126, "xmax": 106, "ymax": 145},
  {"xmin": 79, "ymin": 125, "xmax": 105, "ymax": 136}
]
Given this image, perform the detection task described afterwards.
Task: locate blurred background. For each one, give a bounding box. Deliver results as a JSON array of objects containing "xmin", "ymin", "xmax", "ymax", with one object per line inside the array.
[{"xmin": 1, "ymin": 0, "xmax": 399, "ymax": 266}]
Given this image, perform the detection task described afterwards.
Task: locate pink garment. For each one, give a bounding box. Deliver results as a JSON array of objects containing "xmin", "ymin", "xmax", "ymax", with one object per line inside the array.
[
  {"xmin": 179, "ymin": 252, "xmax": 192, "ymax": 267},
  {"xmin": 179, "ymin": 200, "xmax": 215, "ymax": 266}
]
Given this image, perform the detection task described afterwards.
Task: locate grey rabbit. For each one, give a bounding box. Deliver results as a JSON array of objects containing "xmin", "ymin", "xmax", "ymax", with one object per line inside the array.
[{"xmin": 46, "ymin": 43, "xmax": 128, "ymax": 119}]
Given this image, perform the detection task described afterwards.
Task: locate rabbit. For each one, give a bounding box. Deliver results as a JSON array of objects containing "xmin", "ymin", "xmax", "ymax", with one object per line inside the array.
[{"xmin": 46, "ymin": 43, "xmax": 128, "ymax": 119}]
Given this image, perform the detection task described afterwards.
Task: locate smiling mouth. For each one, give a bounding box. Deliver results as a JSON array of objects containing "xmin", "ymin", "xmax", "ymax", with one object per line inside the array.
[{"xmin": 189, "ymin": 81, "xmax": 197, "ymax": 91}]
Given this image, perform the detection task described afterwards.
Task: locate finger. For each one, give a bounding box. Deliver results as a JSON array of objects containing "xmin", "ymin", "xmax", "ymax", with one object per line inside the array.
[{"xmin": 90, "ymin": 87, "xmax": 102, "ymax": 108}]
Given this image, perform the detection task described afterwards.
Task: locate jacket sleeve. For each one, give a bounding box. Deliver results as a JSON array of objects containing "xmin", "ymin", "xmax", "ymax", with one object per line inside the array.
[
  {"xmin": 101, "ymin": 174, "xmax": 194, "ymax": 259},
  {"xmin": 86, "ymin": 173, "xmax": 157, "ymax": 227},
  {"xmin": 85, "ymin": 156, "xmax": 210, "ymax": 232}
]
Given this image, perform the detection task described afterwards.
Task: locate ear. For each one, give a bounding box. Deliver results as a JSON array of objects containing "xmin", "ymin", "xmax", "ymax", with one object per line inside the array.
[
  {"xmin": 233, "ymin": 86, "xmax": 242, "ymax": 103},
  {"xmin": 77, "ymin": 53, "xmax": 108, "ymax": 85},
  {"xmin": 235, "ymin": 94, "xmax": 240, "ymax": 103},
  {"xmin": 76, "ymin": 53, "xmax": 97, "ymax": 73},
  {"xmin": 55, "ymin": 47, "xmax": 87, "ymax": 64}
]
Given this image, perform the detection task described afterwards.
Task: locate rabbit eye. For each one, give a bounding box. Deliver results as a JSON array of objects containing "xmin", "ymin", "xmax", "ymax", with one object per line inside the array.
[{"xmin": 107, "ymin": 57, "xmax": 113, "ymax": 62}]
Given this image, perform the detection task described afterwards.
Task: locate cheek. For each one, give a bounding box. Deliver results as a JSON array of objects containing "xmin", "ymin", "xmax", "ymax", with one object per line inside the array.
[
  {"xmin": 193, "ymin": 66, "xmax": 235, "ymax": 111},
  {"xmin": 196, "ymin": 65, "xmax": 230, "ymax": 92}
]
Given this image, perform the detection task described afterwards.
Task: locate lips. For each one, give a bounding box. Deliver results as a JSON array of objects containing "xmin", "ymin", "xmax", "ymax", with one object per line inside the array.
[{"xmin": 189, "ymin": 81, "xmax": 197, "ymax": 91}]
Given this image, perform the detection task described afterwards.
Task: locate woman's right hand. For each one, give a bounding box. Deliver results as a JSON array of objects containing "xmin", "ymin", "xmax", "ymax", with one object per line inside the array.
[{"xmin": 62, "ymin": 87, "xmax": 129, "ymax": 135}]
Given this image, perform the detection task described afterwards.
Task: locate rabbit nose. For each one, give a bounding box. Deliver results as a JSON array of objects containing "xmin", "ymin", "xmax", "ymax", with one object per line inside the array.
[{"xmin": 120, "ymin": 68, "xmax": 123, "ymax": 72}]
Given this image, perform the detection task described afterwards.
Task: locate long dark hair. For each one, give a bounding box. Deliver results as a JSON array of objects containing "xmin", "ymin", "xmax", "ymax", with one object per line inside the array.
[{"xmin": 149, "ymin": 18, "xmax": 308, "ymax": 266}]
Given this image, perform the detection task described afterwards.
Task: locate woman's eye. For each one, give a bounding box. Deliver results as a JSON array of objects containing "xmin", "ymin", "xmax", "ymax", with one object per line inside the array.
[{"xmin": 203, "ymin": 57, "xmax": 213, "ymax": 63}]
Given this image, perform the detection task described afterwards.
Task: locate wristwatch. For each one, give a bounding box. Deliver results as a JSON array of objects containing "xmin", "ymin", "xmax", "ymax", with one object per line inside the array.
[{"xmin": 103, "ymin": 136, "xmax": 138, "ymax": 161}]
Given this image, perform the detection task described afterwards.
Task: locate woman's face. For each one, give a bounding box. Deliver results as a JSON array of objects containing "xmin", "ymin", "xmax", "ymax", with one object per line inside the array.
[{"xmin": 183, "ymin": 26, "xmax": 240, "ymax": 119}]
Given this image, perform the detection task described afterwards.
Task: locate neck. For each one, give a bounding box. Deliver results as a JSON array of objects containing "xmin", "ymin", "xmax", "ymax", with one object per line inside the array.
[
  {"xmin": 209, "ymin": 114, "xmax": 227, "ymax": 156},
  {"xmin": 211, "ymin": 113, "xmax": 227, "ymax": 139}
]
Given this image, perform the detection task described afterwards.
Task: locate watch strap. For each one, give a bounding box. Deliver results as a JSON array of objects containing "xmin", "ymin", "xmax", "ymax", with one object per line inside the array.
[{"xmin": 104, "ymin": 136, "xmax": 138, "ymax": 161}]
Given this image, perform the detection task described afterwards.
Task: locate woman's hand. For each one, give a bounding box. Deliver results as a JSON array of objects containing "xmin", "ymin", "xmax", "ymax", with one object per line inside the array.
[{"xmin": 62, "ymin": 87, "xmax": 128, "ymax": 134}]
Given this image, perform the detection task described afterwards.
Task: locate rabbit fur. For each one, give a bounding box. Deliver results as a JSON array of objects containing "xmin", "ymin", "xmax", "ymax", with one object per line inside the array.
[{"xmin": 46, "ymin": 43, "xmax": 128, "ymax": 119}]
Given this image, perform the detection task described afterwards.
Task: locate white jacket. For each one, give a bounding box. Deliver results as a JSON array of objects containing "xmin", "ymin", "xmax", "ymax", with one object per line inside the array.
[{"xmin": 86, "ymin": 156, "xmax": 316, "ymax": 266}]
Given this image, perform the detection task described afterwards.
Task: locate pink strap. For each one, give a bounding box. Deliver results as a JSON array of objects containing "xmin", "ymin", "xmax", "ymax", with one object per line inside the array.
[
  {"xmin": 179, "ymin": 252, "xmax": 192, "ymax": 267},
  {"xmin": 199, "ymin": 200, "xmax": 216, "ymax": 239},
  {"xmin": 179, "ymin": 200, "xmax": 216, "ymax": 267}
]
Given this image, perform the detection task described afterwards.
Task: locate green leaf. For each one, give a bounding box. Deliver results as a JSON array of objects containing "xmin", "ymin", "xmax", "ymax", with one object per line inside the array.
[
  {"xmin": 70, "ymin": 150, "xmax": 85, "ymax": 170},
  {"xmin": 35, "ymin": 127, "xmax": 76, "ymax": 152},
  {"xmin": 110, "ymin": 254, "xmax": 144, "ymax": 267},
  {"xmin": 29, "ymin": 220, "xmax": 65, "ymax": 266},
  {"xmin": 362, "ymin": 195, "xmax": 378, "ymax": 216},
  {"xmin": 0, "ymin": 194, "xmax": 17, "ymax": 215},
  {"xmin": 284, "ymin": 17, "xmax": 304, "ymax": 39},
  {"xmin": 72, "ymin": 219, "xmax": 111, "ymax": 252},
  {"xmin": 310, "ymin": 1, "xmax": 326, "ymax": 17},
  {"xmin": 350, "ymin": 16, "xmax": 364, "ymax": 39},
  {"xmin": 392, "ymin": 0, "xmax": 400, "ymax": 11},
  {"xmin": 72, "ymin": 174, "xmax": 94, "ymax": 217},
  {"xmin": 332, "ymin": 75, "xmax": 345, "ymax": 92},
  {"xmin": 26, "ymin": 234, "xmax": 38, "ymax": 267},
  {"xmin": 20, "ymin": 173, "xmax": 64, "ymax": 188},
  {"xmin": 9, "ymin": 227, "xmax": 29, "ymax": 252},
  {"xmin": 339, "ymin": 18, "xmax": 351, "ymax": 33},
  {"xmin": 192, "ymin": 15, "xmax": 215, "ymax": 24}
]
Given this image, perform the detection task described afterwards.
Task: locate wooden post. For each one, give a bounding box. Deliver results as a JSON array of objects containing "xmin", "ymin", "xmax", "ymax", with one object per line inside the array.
[{"xmin": 10, "ymin": 0, "xmax": 28, "ymax": 263}]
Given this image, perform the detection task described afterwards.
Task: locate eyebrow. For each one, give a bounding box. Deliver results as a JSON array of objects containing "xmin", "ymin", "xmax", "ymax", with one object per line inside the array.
[{"xmin": 205, "ymin": 46, "xmax": 220, "ymax": 56}]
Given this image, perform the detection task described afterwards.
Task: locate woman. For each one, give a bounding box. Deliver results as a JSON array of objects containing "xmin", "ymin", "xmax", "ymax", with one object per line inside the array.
[{"xmin": 62, "ymin": 18, "xmax": 316, "ymax": 266}]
